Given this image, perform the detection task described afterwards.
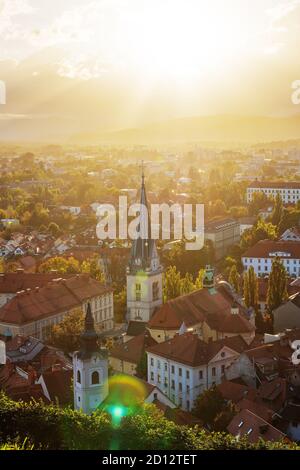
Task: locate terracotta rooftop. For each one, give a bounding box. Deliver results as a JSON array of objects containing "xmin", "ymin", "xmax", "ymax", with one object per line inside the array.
[
  {"xmin": 237, "ymin": 398, "xmax": 274, "ymax": 423},
  {"xmin": 0, "ymin": 272, "xmax": 74, "ymax": 294},
  {"xmin": 227, "ymin": 408, "xmax": 286, "ymax": 443},
  {"xmin": 148, "ymin": 283, "xmax": 250, "ymax": 332},
  {"xmin": 217, "ymin": 380, "xmax": 257, "ymax": 404},
  {"xmin": 41, "ymin": 368, "xmax": 73, "ymax": 405},
  {"xmin": 0, "ymin": 274, "xmax": 112, "ymax": 325},
  {"xmin": 126, "ymin": 321, "xmax": 147, "ymax": 337},
  {"xmin": 242, "ymin": 240, "xmax": 300, "ymax": 259},
  {"xmin": 110, "ymin": 331, "xmax": 157, "ymax": 365},
  {"xmin": 146, "ymin": 333, "xmax": 247, "ymax": 367},
  {"xmin": 248, "ymin": 181, "xmax": 300, "ymax": 189}
]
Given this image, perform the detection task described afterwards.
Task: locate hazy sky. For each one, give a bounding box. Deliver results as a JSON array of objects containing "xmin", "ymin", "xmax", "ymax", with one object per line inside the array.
[{"xmin": 0, "ymin": 0, "xmax": 300, "ymax": 139}]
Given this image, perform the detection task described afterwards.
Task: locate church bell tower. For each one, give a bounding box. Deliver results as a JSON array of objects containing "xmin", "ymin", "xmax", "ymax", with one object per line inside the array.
[
  {"xmin": 73, "ymin": 303, "xmax": 108, "ymax": 414},
  {"xmin": 126, "ymin": 168, "xmax": 163, "ymax": 322}
]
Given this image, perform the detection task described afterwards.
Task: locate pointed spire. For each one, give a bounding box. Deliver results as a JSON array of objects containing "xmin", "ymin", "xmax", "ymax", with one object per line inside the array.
[
  {"xmin": 128, "ymin": 164, "xmax": 159, "ymax": 272},
  {"xmin": 78, "ymin": 302, "xmax": 98, "ymax": 358}
]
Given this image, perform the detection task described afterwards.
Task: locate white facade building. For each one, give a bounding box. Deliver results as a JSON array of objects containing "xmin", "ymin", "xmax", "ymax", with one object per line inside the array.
[
  {"xmin": 146, "ymin": 333, "xmax": 244, "ymax": 411},
  {"xmin": 242, "ymin": 240, "xmax": 300, "ymax": 277},
  {"xmin": 247, "ymin": 182, "xmax": 300, "ymax": 204}
]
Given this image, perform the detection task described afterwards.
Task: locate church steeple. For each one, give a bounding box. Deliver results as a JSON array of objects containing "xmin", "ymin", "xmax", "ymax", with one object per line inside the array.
[
  {"xmin": 73, "ymin": 302, "xmax": 109, "ymax": 414},
  {"xmin": 78, "ymin": 302, "xmax": 99, "ymax": 359},
  {"xmin": 126, "ymin": 164, "xmax": 163, "ymax": 323},
  {"xmin": 128, "ymin": 164, "xmax": 159, "ymax": 273}
]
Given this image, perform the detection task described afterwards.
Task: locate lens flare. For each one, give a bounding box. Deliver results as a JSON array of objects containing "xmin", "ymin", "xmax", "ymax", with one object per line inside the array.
[{"xmin": 102, "ymin": 374, "xmax": 146, "ymax": 427}]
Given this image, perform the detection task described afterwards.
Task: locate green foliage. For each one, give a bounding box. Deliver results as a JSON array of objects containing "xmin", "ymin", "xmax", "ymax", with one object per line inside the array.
[
  {"xmin": 114, "ymin": 287, "xmax": 126, "ymax": 323},
  {"xmin": 135, "ymin": 352, "xmax": 147, "ymax": 380},
  {"xmin": 81, "ymin": 256, "xmax": 106, "ymax": 283},
  {"xmin": 228, "ymin": 264, "xmax": 240, "ymax": 293},
  {"xmin": 164, "ymin": 266, "xmax": 182, "ymax": 301},
  {"xmin": 193, "ymin": 387, "xmax": 236, "ymax": 433},
  {"xmin": 243, "ymin": 266, "xmax": 258, "ymax": 311},
  {"xmin": 248, "ymin": 192, "xmax": 270, "ymax": 216},
  {"xmin": 39, "ymin": 256, "xmax": 80, "ymax": 274},
  {"xmin": 241, "ymin": 218, "xmax": 277, "ymax": 249},
  {"xmin": 0, "ymin": 394, "xmax": 297, "ymax": 450},
  {"xmin": 271, "ymin": 194, "xmax": 283, "ymax": 226},
  {"xmin": 49, "ymin": 308, "xmax": 84, "ymax": 353},
  {"xmin": 266, "ymin": 258, "xmax": 288, "ymax": 316},
  {"xmin": 278, "ymin": 207, "xmax": 300, "ymax": 235}
]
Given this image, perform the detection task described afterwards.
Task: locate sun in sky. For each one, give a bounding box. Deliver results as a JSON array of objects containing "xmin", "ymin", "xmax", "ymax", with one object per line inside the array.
[{"xmin": 0, "ymin": 0, "xmax": 300, "ymax": 139}]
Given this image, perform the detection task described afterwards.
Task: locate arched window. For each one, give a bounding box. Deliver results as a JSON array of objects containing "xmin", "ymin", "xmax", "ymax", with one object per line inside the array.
[
  {"xmin": 77, "ymin": 370, "xmax": 81, "ymax": 384},
  {"xmin": 91, "ymin": 371, "xmax": 100, "ymax": 385}
]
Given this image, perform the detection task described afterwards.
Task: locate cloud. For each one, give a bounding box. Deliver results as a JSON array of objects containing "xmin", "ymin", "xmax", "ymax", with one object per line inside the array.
[{"xmin": 267, "ymin": 0, "xmax": 300, "ymax": 23}]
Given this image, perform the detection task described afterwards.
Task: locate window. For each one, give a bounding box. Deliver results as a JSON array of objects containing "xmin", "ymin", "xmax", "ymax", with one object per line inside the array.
[
  {"xmin": 179, "ymin": 382, "xmax": 182, "ymax": 392},
  {"xmin": 164, "ymin": 363, "xmax": 168, "ymax": 372},
  {"xmin": 171, "ymin": 380, "xmax": 175, "ymax": 390},
  {"xmin": 179, "ymin": 368, "xmax": 182, "ymax": 377},
  {"xmin": 212, "ymin": 367, "xmax": 216, "ymax": 377},
  {"xmin": 199, "ymin": 370, "xmax": 203, "ymax": 380},
  {"xmin": 152, "ymin": 281, "xmax": 159, "ymax": 301},
  {"xmin": 150, "ymin": 357, "xmax": 154, "ymax": 366},
  {"xmin": 157, "ymin": 360, "xmax": 161, "ymax": 369},
  {"xmin": 150, "ymin": 372, "xmax": 154, "ymax": 381},
  {"xmin": 77, "ymin": 370, "xmax": 81, "ymax": 384},
  {"xmin": 221, "ymin": 365, "xmax": 225, "ymax": 374},
  {"xmin": 91, "ymin": 371, "xmax": 100, "ymax": 385},
  {"xmin": 171, "ymin": 365, "xmax": 175, "ymax": 374},
  {"xmin": 187, "ymin": 400, "xmax": 190, "ymax": 411},
  {"xmin": 157, "ymin": 374, "xmax": 161, "ymax": 384},
  {"xmin": 135, "ymin": 283, "xmax": 141, "ymax": 301},
  {"xmin": 153, "ymin": 392, "xmax": 157, "ymax": 400},
  {"xmin": 186, "ymin": 370, "xmax": 190, "ymax": 379}
]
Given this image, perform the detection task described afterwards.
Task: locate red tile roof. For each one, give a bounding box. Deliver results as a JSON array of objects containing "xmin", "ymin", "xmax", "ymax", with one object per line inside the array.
[
  {"xmin": 242, "ymin": 240, "xmax": 300, "ymax": 259},
  {"xmin": 0, "ymin": 272, "xmax": 73, "ymax": 294},
  {"xmin": 248, "ymin": 181, "xmax": 300, "ymax": 189},
  {"xmin": 41, "ymin": 368, "xmax": 72, "ymax": 404},
  {"xmin": 217, "ymin": 380, "xmax": 257, "ymax": 403},
  {"xmin": 146, "ymin": 333, "xmax": 247, "ymax": 367},
  {"xmin": 205, "ymin": 312, "xmax": 255, "ymax": 333},
  {"xmin": 110, "ymin": 332, "xmax": 157, "ymax": 365},
  {"xmin": 237, "ymin": 398, "xmax": 274, "ymax": 422},
  {"xmin": 0, "ymin": 274, "xmax": 112, "ymax": 325},
  {"xmin": 148, "ymin": 284, "xmax": 250, "ymax": 332},
  {"xmin": 227, "ymin": 409, "xmax": 286, "ymax": 443}
]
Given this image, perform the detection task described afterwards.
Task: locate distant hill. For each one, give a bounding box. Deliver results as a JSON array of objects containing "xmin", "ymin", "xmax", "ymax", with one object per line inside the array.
[{"xmin": 71, "ymin": 114, "xmax": 300, "ymax": 145}]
